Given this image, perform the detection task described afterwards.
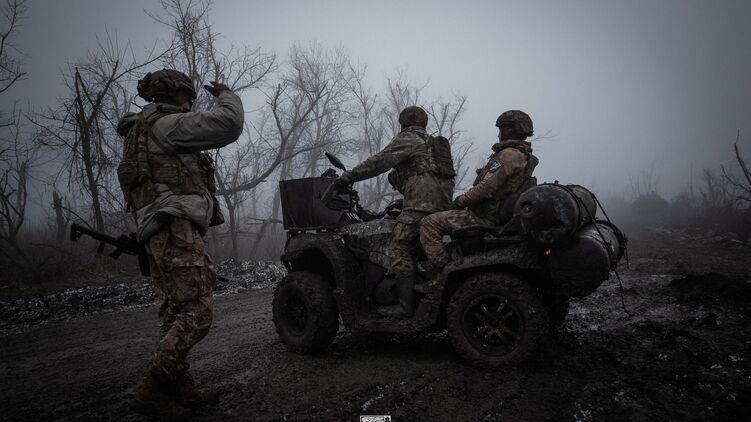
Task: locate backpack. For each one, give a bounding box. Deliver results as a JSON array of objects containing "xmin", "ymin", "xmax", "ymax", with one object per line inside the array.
[
  {"xmin": 386, "ymin": 131, "xmax": 457, "ymax": 192},
  {"xmin": 429, "ymin": 135, "xmax": 457, "ymax": 179}
]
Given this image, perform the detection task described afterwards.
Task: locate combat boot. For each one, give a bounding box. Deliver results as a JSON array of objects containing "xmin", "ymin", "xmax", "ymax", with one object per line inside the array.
[
  {"xmin": 131, "ymin": 372, "xmax": 192, "ymax": 421},
  {"xmin": 174, "ymin": 371, "xmax": 219, "ymax": 408},
  {"xmin": 414, "ymin": 264, "xmax": 443, "ymax": 294},
  {"xmin": 414, "ymin": 272, "xmax": 441, "ymax": 294},
  {"xmin": 378, "ymin": 275, "xmax": 415, "ymax": 318}
]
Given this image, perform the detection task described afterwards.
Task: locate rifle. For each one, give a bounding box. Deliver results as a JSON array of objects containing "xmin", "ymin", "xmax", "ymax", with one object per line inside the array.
[
  {"xmin": 70, "ymin": 223, "xmax": 150, "ymax": 276},
  {"xmin": 69, "ymin": 223, "xmax": 230, "ymax": 283}
]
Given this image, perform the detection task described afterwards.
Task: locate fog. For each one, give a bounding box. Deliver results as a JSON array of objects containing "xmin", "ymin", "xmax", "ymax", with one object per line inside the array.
[{"xmin": 2, "ymin": 0, "xmax": 750, "ymax": 225}]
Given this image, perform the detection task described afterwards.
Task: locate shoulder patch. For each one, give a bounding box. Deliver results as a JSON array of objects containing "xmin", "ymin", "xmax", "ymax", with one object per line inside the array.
[{"xmin": 489, "ymin": 161, "xmax": 504, "ymax": 173}]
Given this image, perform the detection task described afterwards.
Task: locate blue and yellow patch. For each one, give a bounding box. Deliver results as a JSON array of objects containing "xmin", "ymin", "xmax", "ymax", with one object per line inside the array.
[{"xmin": 489, "ymin": 161, "xmax": 503, "ymax": 173}]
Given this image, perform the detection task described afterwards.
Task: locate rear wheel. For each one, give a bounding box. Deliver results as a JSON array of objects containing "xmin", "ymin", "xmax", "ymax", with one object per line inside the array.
[
  {"xmin": 447, "ymin": 273, "xmax": 549, "ymax": 367},
  {"xmin": 272, "ymin": 271, "xmax": 339, "ymax": 354}
]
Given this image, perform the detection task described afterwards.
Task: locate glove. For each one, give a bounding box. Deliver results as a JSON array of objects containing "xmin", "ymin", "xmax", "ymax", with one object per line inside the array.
[
  {"xmin": 332, "ymin": 174, "xmax": 352, "ymax": 192},
  {"xmin": 452, "ymin": 195, "xmax": 466, "ymax": 209},
  {"xmin": 203, "ymin": 81, "xmax": 232, "ymax": 97}
]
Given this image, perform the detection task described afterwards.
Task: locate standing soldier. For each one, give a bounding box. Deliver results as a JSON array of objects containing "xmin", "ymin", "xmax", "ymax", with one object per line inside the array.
[
  {"xmin": 419, "ymin": 110, "xmax": 538, "ymax": 291},
  {"xmin": 116, "ymin": 69, "xmax": 244, "ymax": 419},
  {"xmin": 332, "ymin": 106, "xmax": 455, "ymax": 317}
]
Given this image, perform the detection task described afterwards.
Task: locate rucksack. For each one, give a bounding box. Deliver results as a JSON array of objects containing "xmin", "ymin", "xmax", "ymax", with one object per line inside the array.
[{"xmin": 429, "ymin": 135, "xmax": 457, "ymax": 179}]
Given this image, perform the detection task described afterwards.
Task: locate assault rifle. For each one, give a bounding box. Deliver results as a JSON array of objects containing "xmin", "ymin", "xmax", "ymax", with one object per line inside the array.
[{"xmin": 70, "ymin": 223, "xmax": 151, "ymax": 276}]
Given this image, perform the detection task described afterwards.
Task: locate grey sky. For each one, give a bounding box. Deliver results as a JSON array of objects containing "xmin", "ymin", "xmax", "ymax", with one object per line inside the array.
[{"xmin": 4, "ymin": 0, "xmax": 751, "ymax": 199}]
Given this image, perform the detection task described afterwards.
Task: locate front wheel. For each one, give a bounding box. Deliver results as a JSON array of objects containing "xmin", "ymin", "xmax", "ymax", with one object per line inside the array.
[
  {"xmin": 447, "ymin": 273, "xmax": 549, "ymax": 367},
  {"xmin": 272, "ymin": 271, "xmax": 339, "ymax": 354}
]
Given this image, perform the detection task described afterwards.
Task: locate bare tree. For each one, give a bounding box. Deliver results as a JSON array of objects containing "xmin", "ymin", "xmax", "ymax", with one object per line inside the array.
[
  {"xmin": 0, "ymin": 0, "xmax": 27, "ymax": 103},
  {"xmin": 344, "ymin": 63, "xmax": 391, "ymax": 209},
  {"xmin": 700, "ymin": 168, "xmax": 736, "ymax": 211},
  {"xmin": 237, "ymin": 75, "xmax": 331, "ymax": 259},
  {"xmin": 150, "ymin": 0, "xmax": 276, "ymax": 112},
  {"xmin": 721, "ymin": 132, "xmax": 751, "ymax": 209},
  {"xmin": 30, "ymin": 35, "xmax": 163, "ymax": 231},
  {"xmin": 51, "ymin": 191, "xmax": 72, "ymax": 245},
  {"xmin": 428, "ymin": 95, "xmax": 473, "ymax": 189},
  {"xmin": 285, "ymin": 43, "xmax": 358, "ymax": 178},
  {"xmin": 0, "ymin": 106, "xmax": 33, "ymax": 263},
  {"xmin": 145, "ymin": 1, "xmax": 474, "ymax": 261},
  {"xmin": 629, "ymin": 159, "xmax": 661, "ymax": 199},
  {"xmin": 152, "ymin": 1, "xmax": 347, "ymax": 260},
  {"xmin": 0, "ymin": 0, "xmax": 29, "ymax": 263}
]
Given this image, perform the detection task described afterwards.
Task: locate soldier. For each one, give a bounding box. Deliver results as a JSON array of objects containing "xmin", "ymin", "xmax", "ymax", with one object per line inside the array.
[
  {"xmin": 116, "ymin": 69, "xmax": 244, "ymax": 419},
  {"xmin": 332, "ymin": 106, "xmax": 455, "ymax": 317},
  {"xmin": 418, "ymin": 110, "xmax": 538, "ymax": 291}
]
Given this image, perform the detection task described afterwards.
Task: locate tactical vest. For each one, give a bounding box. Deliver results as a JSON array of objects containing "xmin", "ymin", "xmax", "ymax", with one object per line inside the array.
[
  {"xmin": 117, "ymin": 108, "xmax": 222, "ymax": 224},
  {"xmin": 387, "ymin": 130, "xmax": 456, "ymax": 193},
  {"xmin": 469, "ymin": 141, "xmax": 538, "ymax": 223}
]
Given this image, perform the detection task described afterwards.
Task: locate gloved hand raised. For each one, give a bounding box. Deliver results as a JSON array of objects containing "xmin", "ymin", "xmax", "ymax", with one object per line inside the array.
[{"xmin": 203, "ymin": 81, "xmax": 231, "ymax": 97}]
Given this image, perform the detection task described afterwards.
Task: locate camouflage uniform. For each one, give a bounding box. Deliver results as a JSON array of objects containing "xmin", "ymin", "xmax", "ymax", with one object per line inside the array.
[
  {"xmin": 421, "ymin": 140, "xmax": 538, "ymax": 268},
  {"xmin": 342, "ymin": 125, "xmax": 454, "ymax": 276},
  {"xmin": 146, "ymin": 219, "xmax": 214, "ymax": 380},
  {"xmin": 118, "ymin": 79, "xmax": 243, "ymax": 382}
]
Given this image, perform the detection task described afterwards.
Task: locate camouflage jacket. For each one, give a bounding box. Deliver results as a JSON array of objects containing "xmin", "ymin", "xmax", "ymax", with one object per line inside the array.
[
  {"xmin": 343, "ymin": 126, "xmax": 454, "ymax": 213},
  {"xmin": 455, "ymin": 140, "xmax": 538, "ymax": 222},
  {"xmin": 117, "ymin": 91, "xmax": 244, "ymax": 241}
]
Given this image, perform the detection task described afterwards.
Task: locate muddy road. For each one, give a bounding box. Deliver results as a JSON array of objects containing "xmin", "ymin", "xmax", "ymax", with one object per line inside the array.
[{"xmin": 1, "ymin": 228, "xmax": 750, "ymax": 421}]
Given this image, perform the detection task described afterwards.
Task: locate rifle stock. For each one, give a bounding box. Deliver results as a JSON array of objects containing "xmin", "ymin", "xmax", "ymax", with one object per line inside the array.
[{"xmin": 70, "ymin": 223, "xmax": 151, "ymax": 276}]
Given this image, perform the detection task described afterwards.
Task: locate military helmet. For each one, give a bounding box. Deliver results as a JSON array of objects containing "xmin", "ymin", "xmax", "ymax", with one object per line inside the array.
[
  {"xmin": 137, "ymin": 69, "xmax": 197, "ymax": 103},
  {"xmin": 496, "ymin": 110, "xmax": 534, "ymax": 138},
  {"xmin": 398, "ymin": 106, "xmax": 428, "ymax": 128}
]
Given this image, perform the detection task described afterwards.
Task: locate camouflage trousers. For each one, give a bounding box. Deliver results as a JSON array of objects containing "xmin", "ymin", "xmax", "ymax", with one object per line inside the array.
[
  {"xmin": 144, "ymin": 218, "xmax": 215, "ymax": 381},
  {"xmin": 420, "ymin": 209, "xmax": 492, "ymax": 269},
  {"xmin": 389, "ymin": 210, "xmax": 429, "ymax": 277}
]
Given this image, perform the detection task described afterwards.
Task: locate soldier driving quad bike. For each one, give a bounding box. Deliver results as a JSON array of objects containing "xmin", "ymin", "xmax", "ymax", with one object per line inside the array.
[{"xmin": 272, "ymin": 153, "xmax": 626, "ymax": 368}]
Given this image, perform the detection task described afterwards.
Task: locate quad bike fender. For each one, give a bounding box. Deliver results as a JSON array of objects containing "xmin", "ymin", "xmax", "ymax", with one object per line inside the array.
[
  {"xmin": 282, "ymin": 233, "xmax": 363, "ymax": 328},
  {"xmin": 440, "ymin": 245, "xmax": 544, "ymax": 303},
  {"xmin": 444, "ymin": 244, "xmax": 542, "ymax": 275}
]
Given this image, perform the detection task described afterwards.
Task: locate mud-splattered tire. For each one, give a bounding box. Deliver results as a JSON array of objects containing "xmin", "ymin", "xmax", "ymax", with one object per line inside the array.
[
  {"xmin": 447, "ymin": 273, "xmax": 549, "ymax": 368},
  {"xmin": 272, "ymin": 271, "xmax": 339, "ymax": 354}
]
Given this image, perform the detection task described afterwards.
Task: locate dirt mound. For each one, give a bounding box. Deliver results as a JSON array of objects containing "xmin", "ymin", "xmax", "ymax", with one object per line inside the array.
[
  {"xmin": 215, "ymin": 259, "xmax": 287, "ymax": 293},
  {"xmin": 669, "ymin": 273, "xmax": 751, "ymax": 305},
  {"xmin": 0, "ymin": 261, "xmax": 286, "ymax": 331}
]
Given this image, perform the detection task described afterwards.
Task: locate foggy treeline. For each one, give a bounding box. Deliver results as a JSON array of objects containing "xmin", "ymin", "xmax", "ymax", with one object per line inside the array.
[
  {"xmin": 1, "ymin": 0, "xmax": 750, "ymax": 285},
  {"xmin": 602, "ymin": 139, "xmax": 751, "ymax": 238},
  {"xmin": 0, "ymin": 0, "xmax": 475, "ymax": 280}
]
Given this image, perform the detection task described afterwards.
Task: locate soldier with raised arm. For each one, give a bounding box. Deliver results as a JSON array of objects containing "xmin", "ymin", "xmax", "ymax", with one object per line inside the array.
[
  {"xmin": 116, "ymin": 69, "xmax": 244, "ymax": 419},
  {"xmin": 332, "ymin": 106, "xmax": 455, "ymax": 317}
]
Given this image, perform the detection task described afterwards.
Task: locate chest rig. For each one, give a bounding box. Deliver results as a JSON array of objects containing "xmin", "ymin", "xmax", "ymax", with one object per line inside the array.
[{"xmin": 117, "ymin": 105, "xmax": 221, "ymax": 224}]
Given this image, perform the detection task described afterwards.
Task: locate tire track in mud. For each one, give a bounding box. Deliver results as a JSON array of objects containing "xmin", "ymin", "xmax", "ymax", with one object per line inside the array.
[{"xmin": 0, "ymin": 290, "xmax": 274, "ymax": 421}]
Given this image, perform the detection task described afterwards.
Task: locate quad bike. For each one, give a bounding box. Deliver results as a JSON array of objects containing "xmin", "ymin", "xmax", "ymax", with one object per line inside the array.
[{"xmin": 272, "ymin": 153, "xmax": 627, "ymax": 367}]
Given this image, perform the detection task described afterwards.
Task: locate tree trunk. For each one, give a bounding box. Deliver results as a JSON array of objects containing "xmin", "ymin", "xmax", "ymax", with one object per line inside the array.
[
  {"xmin": 52, "ymin": 191, "xmax": 66, "ymax": 245},
  {"xmin": 228, "ymin": 199, "xmax": 239, "ymax": 261},
  {"xmin": 74, "ymin": 70, "xmax": 105, "ymax": 231}
]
